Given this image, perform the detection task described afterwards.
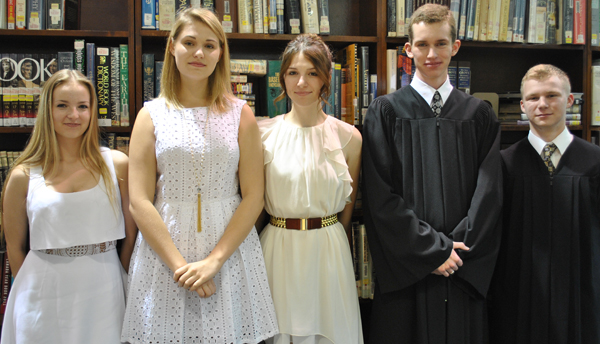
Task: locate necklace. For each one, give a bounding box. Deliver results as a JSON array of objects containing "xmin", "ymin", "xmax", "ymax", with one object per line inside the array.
[{"xmin": 186, "ymin": 108, "xmax": 210, "ymax": 232}]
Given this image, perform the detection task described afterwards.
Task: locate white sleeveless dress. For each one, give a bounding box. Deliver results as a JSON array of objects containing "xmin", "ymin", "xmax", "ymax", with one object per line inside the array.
[
  {"xmin": 1, "ymin": 147, "xmax": 126, "ymax": 344},
  {"xmin": 258, "ymin": 115, "xmax": 363, "ymax": 344},
  {"xmin": 121, "ymin": 97, "xmax": 278, "ymax": 344}
]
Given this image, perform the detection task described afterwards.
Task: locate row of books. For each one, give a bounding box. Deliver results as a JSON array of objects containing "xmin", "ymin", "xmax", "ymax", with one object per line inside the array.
[
  {"xmin": 386, "ymin": 46, "xmax": 472, "ymax": 94},
  {"xmin": 142, "ymin": 0, "xmax": 332, "ymax": 35},
  {"xmin": 387, "ymin": 0, "xmax": 587, "ymax": 44},
  {"xmin": 0, "ymin": 42, "xmax": 130, "ymax": 127},
  {"xmin": 142, "ymin": 46, "xmax": 377, "ymax": 125},
  {"xmin": 0, "ymin": 0, "xmax": 79, "ymax": 30},
  {"xmin": 591, "ymin": 60, "xmax": 600, "ymax": 125},
  {"xmin": 105, "ymin": 133, "xmax": 131, "ymax": 156},
  {"xmin": 498, "ymin": 92, "xmax": 583, "ymax": 124}
]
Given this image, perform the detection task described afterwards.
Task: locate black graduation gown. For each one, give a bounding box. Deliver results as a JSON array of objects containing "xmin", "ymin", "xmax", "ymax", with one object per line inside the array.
[
  {"xmin": 362, "ymin": 86, "xmax": 503, "ymax": 344},
  {"xmin": 488, "ymin": 136, "xmax": 600, "ymax": 344}
]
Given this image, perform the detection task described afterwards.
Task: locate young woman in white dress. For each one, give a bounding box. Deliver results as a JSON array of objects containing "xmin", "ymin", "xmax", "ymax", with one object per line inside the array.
[
  {"xmin": 258, "ymin": 34, "xmax": 364, "ymax": 344},
  {"xmin": 1, "ymin": 69, "xmax": 137, "ymax": 343},
  {"xmin": 121, "ymin": 7, "xmax": 278, "ymax": 343}
]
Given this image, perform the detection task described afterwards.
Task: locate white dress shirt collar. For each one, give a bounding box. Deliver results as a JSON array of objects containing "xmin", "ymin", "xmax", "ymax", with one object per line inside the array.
[
  {"xmin": 528, "ymin": 126, "xmax": 573, "ymax": 156},
  {"xmin": 410, "ymin": 74, "xmax": 454, "ymax": 106}
]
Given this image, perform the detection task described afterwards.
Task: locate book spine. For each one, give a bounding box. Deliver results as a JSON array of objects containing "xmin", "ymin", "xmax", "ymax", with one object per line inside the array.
[
  {"xmin": 86, "ymin": 42, "xmax": 95, "ymax": 86},
  {"xmin": 266, "ymin": 60, "xmax": 286, "ymax": 117},
  {"xmin": 96, "ymin": 47, "xmax": 111, "ymax": 127},
  {"xmin": 448, "ymin": 61, "xmax": 458, "ymax": 87},
  {"xmin": 387, "ymin": 0, "xmax": 396, "ymax": 37},
  {"xmin": 360, "ymin": 46, "xmax": 369, "ymax": 116},
  {"xmin": 359, "ymin": 224, "xmax": 370, "ymax": 299},
  {"xmin": 450, "ymin": 0, "xmax": 461, "ymax": 30},
  {"xmin": 527, "ymin": 0, "xmax": 537, "ymax": 42},
  {"xmin": 263, "ymin": 0, "xmax": 269, "ymax": 34},
  {"xmin": 46, "ymin": 0, "xmax": 64, "ymax": 30},
  {"xmin": 74, "ymin": 39, "xmax": 85, "ymax": 74},
  {"xmin": 176, "ymin": 0, "xmax": 190, "ymax": 15},
  {"xmin": 142, "ymin": 0, "xmax": 157, "ymax": 29},
  {"xmin": 466, "ymin": 0, "xmax": 478, "ymax": 40},
  {"xmin": 506, "ymin": 0, "xmax": 516, "ymax": 41},
  {"xmin": 369, "ymin": 74, "xmax": 377, "ymax": 104},
  {"xmin": 27, "ymin": 0, "xmax": 44, "ymax": 29},
  {"xmin": 479, "ymin": 0, "xmax": 489, "ymax": 40},
  {"xmin": 334, "ymin": 63, "xmax": 341, "ymax": 119},
  {"xmin": 458, "ymin": 0, "xmax": 469, "ymax": 39},
  {"xmin": 230, "ymin": 59, "xmax": 267, "ymax": 75},
  {"xmin": 396, "ymin": 0, "xmax": 405, "ymax": 37},
  {"xmin": 9, "ymin": 54, "xmax": 18, "ymax": 126},
  {"xmin": 155, "ymin": 0, "xmax": 160, "ymax": 30},
  {"xmin": 30, "ymin": 54, "xmax": 41, "ymax": 125},
  {"xmin": 17, "ymin": 54, "xmax": 27, "ymax": 127},
  {"xmin": 563, "ymin": 0, "xmax": 573, "ymax": 43},
  {"xmin": 238, "ymin": 0, "xmax": 253, "ymax": 33},
  {"xmin": 317, "ymin": 0, "xmax": 329, "ymax": 35},
  {"xmin": 457, "ymin": 61, "xmax": 471, "ymax": 94},
  {"xmin": 253, "ymin": 0, "xmax": 264, "ymax": 33},
  {"xmin": 592, "ymin": 65, "xmax": 600, "ymax": 125},
  {"xmin": 386, "ymin": 49, "xmax": 397, "ymax": 94},
  {"xmin": 573, "ymin": 0, "xmax": 585, "ymax": 44},
  {"xmin": 15, "ymin": 0, "xmax": 26, "ymax": 29},
  {"xmin": 545, "ymin": 0, "xmax": 557, "ymax": 43},
  {"xmin": 472, "ymin": 0, "xmax": 482, "ymax": 40},
  {"xmin": 203, "ymin": 0, "xmax": 215, "ymax": 10},
  {"xmin": 340, "ymin": 67, "xmax": 348, "ymax": 122},
  {"xmin": 276, "ymin": 0, "xmax": 284, "ymax": 34},
  {"xmin": 119, "ymin": 44, "xmax": 130, "ymax": 126},
  {"xmin": 7, "ymin": 0, "xmax": 16, "ymax": 29},
  {"xmin": 1, "ymin": 253, "xmax": 11, "ymax": 314},
  {"xmin": 0, "ymin": 0, "xmax": 7, "ymax": 29},
  {"xmin": 268, "ymin": 0, "xmax": 277, "ymax": 33},
  {"xmin": 300, "ymin": 0, "xmax": 319, "ymax": 33},
  {"xmin": 110, "ymin": 47, "xmax": 120, "ymax": 127},
  {"xmin": 191, "ymin": 0, "xmax": 202, "ymax": 7},
  {"xmin": 155, "ymin": 60, "xmax": 164, "ymax": 98},
  {"xmin": 498, "ymin": 0, "xmax": 510, "ymax": 41},
  {"xmin": 57, "ymin": 51, "xmax": 73, "ymax": 70},
  {"xmin": 404, "ymin": 0, "xmax": 412, "ymax": 34},
  {"xmin": 159, "ymin": 0, "xmax": 175, "ymax": 31},
  {"xmin": 142, "ymin": 53, "xmax": 155, "ymax": 103},
  {"xmin": 216, "ymin": 0, "xmax": 237, "ymax": 33},
  {"xmin": 284, "ymin": 0, "xmax": 300, "ymax": 34}
]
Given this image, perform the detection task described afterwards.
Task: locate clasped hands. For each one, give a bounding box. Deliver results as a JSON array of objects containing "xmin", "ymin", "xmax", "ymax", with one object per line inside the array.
[
  {"xmin": 432, "ymin": 242, "xmax": 470, "ymax": 277},
  {"xmin": 173, "ymin": 257, "xmax": 221, "ymax": 298}
]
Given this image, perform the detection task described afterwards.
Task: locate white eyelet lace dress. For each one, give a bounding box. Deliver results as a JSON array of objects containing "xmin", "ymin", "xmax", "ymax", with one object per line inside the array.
[{"xmin": 121, "ymin": 97, "xmax": 279, "ymax": 344}]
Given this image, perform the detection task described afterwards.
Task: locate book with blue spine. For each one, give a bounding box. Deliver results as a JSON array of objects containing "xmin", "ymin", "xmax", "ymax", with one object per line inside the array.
[
  {"xmin": 317, "ymin": 0, "xmax": 329, "ymax": 35},
  {"xmin": 142, "ymin": 0, "xmax": 156, "ymax": 29},
  {"xmin": 86, "ymin": 42, "xmax": 95, "ymax": 86},
  {"xmin": 27, "ymin": 0, "xmax": 44, "ymax": 30}
]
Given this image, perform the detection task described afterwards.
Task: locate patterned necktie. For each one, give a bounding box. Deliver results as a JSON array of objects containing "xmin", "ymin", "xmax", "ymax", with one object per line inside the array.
[
  {"xmin": 431, "ymin": 91, "xmax": 443, "ymax": 117},
  {"xmin": 542, "ymin": 143, "xmax": 558, "ymax": 175}
]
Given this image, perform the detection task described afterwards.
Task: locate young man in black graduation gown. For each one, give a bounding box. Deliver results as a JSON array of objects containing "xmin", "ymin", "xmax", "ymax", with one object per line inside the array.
[
  {"xmin": 362, "ymin": 4, "xmax": 502, "ymax": 344},
  {"xmin": 488, "ymin": 64, "xmax": 600, "ymax": 344}
]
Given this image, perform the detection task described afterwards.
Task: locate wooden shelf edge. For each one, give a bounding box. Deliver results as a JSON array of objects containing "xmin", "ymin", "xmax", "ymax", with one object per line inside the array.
[
  {"xmin": 0, "ymin": 29, "xmax": 129, "ymax": 37},
  {"xmin": 0, "ymin": 127, "xmax": 132, "ymax": 134},
  {"xmin": 591, "ymin": 126, "xmax": 600, "ymax": 131},
  {"xmin": 140, "ymin": 30, "xmax": 377, "ymax": 43}
]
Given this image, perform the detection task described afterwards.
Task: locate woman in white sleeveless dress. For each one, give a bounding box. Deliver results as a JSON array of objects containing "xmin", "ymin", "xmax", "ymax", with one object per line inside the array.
[
  {"xmin": 258, "ymin": 34, "xmax": 364, "ymax": 344},
  {"xmin": 1, "ymin": 69, "xmax": 137, "ymax": 343},
  {"xmin": 121, "ymin": 8, "xmax": 278, "ymax": 343}
]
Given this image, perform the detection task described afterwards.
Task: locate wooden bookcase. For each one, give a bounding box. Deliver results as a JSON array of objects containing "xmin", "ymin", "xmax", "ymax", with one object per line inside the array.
[{"xmin": 1, "ymin": 0, "xmax": 596, "ymax": 147}]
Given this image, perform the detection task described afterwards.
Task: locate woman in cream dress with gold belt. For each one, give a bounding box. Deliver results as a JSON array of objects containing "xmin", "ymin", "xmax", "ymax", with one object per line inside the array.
[{"xmin": 258, "ymin": 34, "xmax": 364, "ymax": 344}]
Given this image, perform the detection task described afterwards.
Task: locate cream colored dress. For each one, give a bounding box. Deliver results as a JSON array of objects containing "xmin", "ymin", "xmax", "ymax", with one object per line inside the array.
[{"xmin": 259, "ymin": 115, "xmax": 363, "ymax": 344}]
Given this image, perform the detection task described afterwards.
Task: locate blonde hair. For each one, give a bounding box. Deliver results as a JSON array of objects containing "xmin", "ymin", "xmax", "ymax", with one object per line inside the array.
[
  {"xmin": 275, "ymin": 34, "xmax": 333, "ymax": 105},
  {"xmin": 1, "ymin": 70, "xmax": 117, "ymax": 232},
  {"xmin": 520, "ymin": 64, "xmax": 571, "ymax": 95},
  {"xmin": 160, "ymin": 7, "xmax": 234, "ymax": 112},
  {"xmin": 408, "ymin": 4, "xmax": 456, "ymax": 43}
]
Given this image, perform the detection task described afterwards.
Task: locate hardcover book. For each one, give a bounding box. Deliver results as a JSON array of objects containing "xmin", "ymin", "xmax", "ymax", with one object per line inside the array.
[
  {"xmin": 215, "ymin": 0, "xmax": 238, "ymax": 33},
  {"xmin": 110, "ymin": 47, "xmax": 121, "ymax": 126},
  {"xmin": 142, "ymin": 53, "xmax": 155, "ymax": 103},
  {"xmin": 74, "ymin": 39, "xmax": 85, "ymax": 74},
  {"xmin": 317, "ymin": 0, "xmax": 329, "ymax": 34},
  {"xmin": 95, "ymin": 47, "xmax": 112, "ymax": 127},
  {"xmin": 266, "ymin": 60, "xmax": 286, "ymax": 118},
  {"xmin": 57, "ymin": 51, "xmax": 74, "ymax": 70},
  {"xmin": 142, "ymin": 0, "xmax": 157, "ymax": 29},
  {"xmin": 300, "ymin": 0, "xmax": 319, "ymax": 33},
  {"xmin": 119, "ymin": 44, "xmax": 129, "ymax": 126},
  {"xmin": 238, "ymin": 0, "xmax": 253, "ymax": 33},
  {"xmin": 15, "ymin": 0, "xmax": 26, "ymax": 29},
  {"xmin": 27, "ymin": 0, "xmax": 45, "ymax": 29},
  {"xmin": 284, "ymin": 0, "xmax": 300, "ymax": 34}
]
